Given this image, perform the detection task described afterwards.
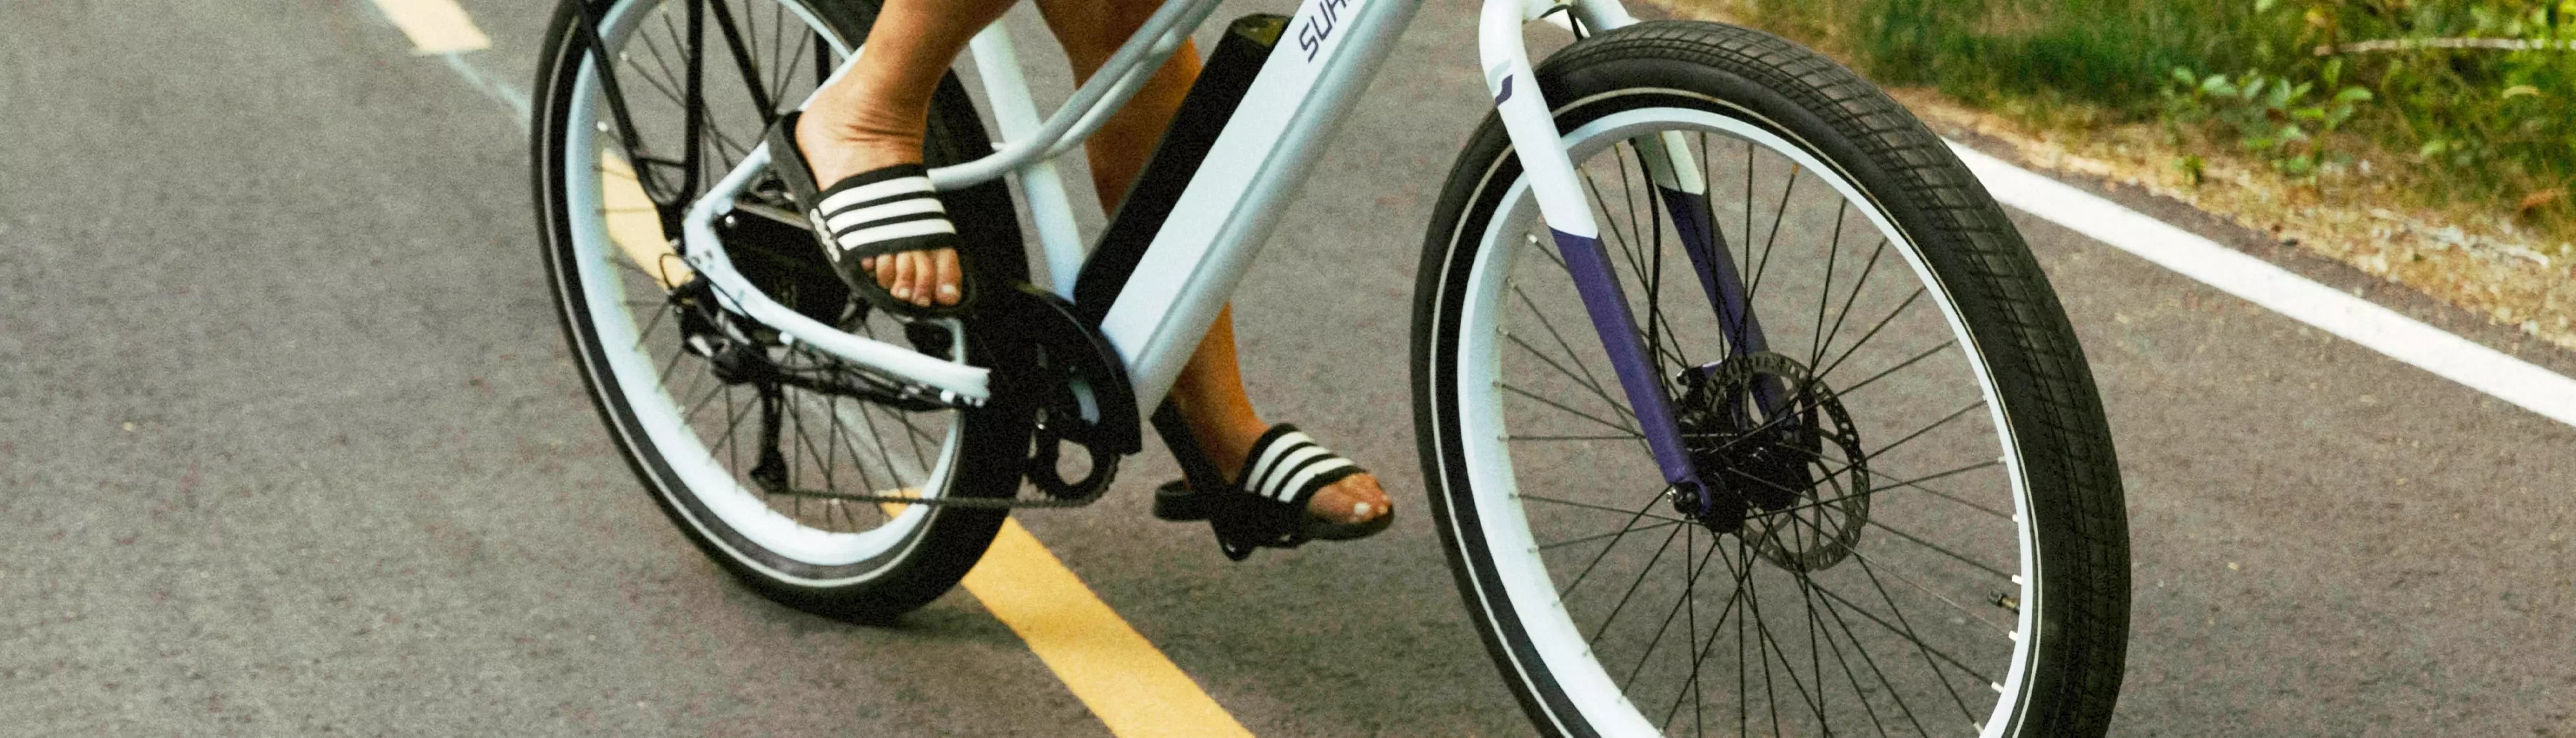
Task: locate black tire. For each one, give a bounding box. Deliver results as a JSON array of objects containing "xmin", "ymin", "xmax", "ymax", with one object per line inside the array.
[
  {"xmin": 1413, "ymin": 21, "xmax": 2127, "ymax": 736},
  {"xmin": 531, "ymin": 0, "xmax": 1029, "ymax": 622}
]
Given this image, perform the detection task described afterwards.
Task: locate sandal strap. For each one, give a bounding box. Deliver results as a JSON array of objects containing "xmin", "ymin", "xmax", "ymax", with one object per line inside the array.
[
  {"xmin": 761, "ymin": 112, "xmax": 978, "ymax": 319},
  {"xmin": 1237, "ymin": 424, "xmax": 1364, "ymax": 506},
  {"xmin": 808, "ymin": 164, "xmax": 960, "ymax": 261}
]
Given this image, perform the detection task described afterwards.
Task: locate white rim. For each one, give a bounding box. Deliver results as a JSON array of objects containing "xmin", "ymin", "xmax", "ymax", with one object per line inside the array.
[
  {"xmin": 559, "ymin": 0, "xmax": 960, "ymax": 584},
  {"xmin": 1448, "ymin": 106, "xmax": 2040, "ymax": 737}
]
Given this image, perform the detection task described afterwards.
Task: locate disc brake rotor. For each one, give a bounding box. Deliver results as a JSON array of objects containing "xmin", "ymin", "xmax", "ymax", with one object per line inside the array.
[{"xmin": 1677, "ymin": 351, "xmax": 1872, "ymax": 572}]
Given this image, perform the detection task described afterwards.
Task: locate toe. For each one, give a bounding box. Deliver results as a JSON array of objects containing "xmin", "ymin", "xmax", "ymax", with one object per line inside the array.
[
  {"xmin": 907, "ymin": 251, "xmax": 940, "ymax": 307},
  {"xmin": 874, "ymin": 252, "xmax": 901, "ymax": 291},
  {"xmin": 886, "ymin": 252, "xmax": 915, "ymax": 302},
  {"xmin": 931, "ymin": 248, "xmax": 963, "ymax": 306},
  {"xmin": 1308, "ymin": 473, "xmax": 1393, "ymax": 525}
]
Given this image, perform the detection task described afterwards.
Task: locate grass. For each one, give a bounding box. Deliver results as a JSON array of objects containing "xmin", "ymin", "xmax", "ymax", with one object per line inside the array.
[{"xmin": 1713, "ymin": 0, "xmax": 2576, "ymax": 242}]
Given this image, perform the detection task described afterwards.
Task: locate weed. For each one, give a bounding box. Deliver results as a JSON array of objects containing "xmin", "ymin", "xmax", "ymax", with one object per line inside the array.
[
  {"xmin": 1722, "ymin": 0, "xmax": 2576, "ymax": 231},
  {"xmin": 2161, "ymin": 63, "xmax": 2373, "ymax": 180}
]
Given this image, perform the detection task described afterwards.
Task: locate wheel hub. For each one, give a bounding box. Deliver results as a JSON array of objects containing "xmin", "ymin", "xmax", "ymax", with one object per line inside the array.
[{"xmin": 1674, "ymin": 352, "xmax": 1873, "ymax": 571}]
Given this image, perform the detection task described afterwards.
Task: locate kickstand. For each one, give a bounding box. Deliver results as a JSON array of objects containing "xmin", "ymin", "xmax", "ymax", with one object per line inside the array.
[{"xmin": 747, "ymin": 381, "xmax": 790, "ymax": 494}]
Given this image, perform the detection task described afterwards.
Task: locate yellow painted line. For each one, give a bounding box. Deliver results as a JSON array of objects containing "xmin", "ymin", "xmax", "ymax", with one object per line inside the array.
[
  {"xmin": 961, "ymin": 520, "xmax": 1256, "ymax": 738},
  {"xmin": 877, "ymin": 500, "xmax": 1249, "ymax": 737},
  {"xmin": 369, "ymin": 0, "xmax": 492, "ymax": 55},
  {"xmin": 599, "ymin": 154, "xmax": 694, "ymax": 288}
]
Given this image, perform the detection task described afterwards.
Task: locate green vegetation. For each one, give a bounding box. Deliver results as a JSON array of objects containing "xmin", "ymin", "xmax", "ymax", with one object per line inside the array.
[{"xmin": 1730, "ymin": 0, "xmax": 2575, "ymax": 228}]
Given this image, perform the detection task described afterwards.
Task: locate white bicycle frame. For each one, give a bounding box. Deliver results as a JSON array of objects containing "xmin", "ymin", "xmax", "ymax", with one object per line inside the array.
[{"xmin": 676, "ymin": 0, "xmax": 1676, "ymax": 425}]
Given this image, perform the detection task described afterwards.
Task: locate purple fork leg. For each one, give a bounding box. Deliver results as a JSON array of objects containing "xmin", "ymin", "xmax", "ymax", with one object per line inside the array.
[
  {"xmin": 1546, "ymin": 227, "xmax": 1714, "ymax": 511},
  {"xmin": 1658, "ymin": 185, "xmax": 1789, "ymax": 415}
]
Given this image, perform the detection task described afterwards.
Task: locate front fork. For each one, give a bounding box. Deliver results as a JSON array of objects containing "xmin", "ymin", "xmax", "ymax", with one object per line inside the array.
[{"xmin": 1479, "ymin": 0, "xmax": 1778, "ymax": 520}]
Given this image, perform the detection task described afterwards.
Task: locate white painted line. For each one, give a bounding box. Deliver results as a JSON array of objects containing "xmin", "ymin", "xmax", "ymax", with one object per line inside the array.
[
  {"xmin": 1950, "ymin": 141, "xmax": 2576, "ymax": 428},
  {"xmin": 369, "ymin": 0, "xmax": 492, "ymax": 55}
]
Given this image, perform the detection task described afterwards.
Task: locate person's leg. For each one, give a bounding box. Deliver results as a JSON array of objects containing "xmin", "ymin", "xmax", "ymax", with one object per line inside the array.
[
  {"xmin": 1034, "ymin": 0, "xmax": 1390, "ymax": 526},
  {"xmin": 793, "ymin": 0, "xmax": 1389, "ymax": 525},
  {"xmin": 794, "ymin": 0, "xmax": 1015, "ymax": 309}
]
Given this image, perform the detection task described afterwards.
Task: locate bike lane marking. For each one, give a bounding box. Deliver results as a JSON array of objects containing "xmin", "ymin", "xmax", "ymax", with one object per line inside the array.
[
  {"xmin": 368, "ymin": 0, "xmax": 490, "ymax": 54},
  {"xmin": 959, "ymin": 520, "xmax": 1257, "ymax": 738},
  {"xmin": 1951, "ymin": 142, "xmax": 2576, "ymax": 428}
]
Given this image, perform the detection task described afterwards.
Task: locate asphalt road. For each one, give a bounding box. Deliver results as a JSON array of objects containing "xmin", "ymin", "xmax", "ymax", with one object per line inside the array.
[{"xmin": 4, "ymin": 1, "xmax": 2573, "ymax": 735}]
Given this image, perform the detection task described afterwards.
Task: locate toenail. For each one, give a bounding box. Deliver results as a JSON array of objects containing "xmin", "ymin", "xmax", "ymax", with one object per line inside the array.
[
  {"xmin": 892, "ymin": 287, "xmax": 911, "ymax": 300},
  {"xmin": 938, "ymin": 285, "xmax": 959, "ymax": 298},
  {"xmin": 1352, "ymin": 502, "xmax": 1373, "ymax": 518}
]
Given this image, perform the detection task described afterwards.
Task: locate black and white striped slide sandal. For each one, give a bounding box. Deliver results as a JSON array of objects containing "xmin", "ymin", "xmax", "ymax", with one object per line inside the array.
[
  {"xmin": 1154, "ymin": 424, "xmax": 1394, "ymax": 559},
  {"xmin": 765, "ymin": 111, "xmax": 979, "ymax": 319}
]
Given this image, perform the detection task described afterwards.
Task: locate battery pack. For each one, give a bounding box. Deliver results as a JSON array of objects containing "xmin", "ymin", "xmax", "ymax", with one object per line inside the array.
[{"xmin": 1071, "ymin": 13, "xmax": 1289, "ymax": 323}]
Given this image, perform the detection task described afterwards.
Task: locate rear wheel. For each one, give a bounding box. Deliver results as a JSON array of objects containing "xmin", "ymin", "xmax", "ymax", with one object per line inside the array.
[
  {"xmin": 530, "ymin": 0, "xmax": 1028, "ymax": 621},
  {"xmin": 1414, "ymin": 22, "xmax": 2128, "ymax": 736}
]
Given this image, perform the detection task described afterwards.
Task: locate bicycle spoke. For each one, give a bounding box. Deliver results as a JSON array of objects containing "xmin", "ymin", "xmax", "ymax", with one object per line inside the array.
[
  {"xmin": 772, "ymin": 22, "xmax": 814, "ymax": 106},
  {"xmin": 1686, "ymin": 525, "xmax": 1705, "ymax": 736},
  {"xmin": 1814, "ymin": 237, "xmax": 1891, "ymax": 368},
  {"xmin": 1863, "ymin": 519, "xmax": 2011, "ymax": 580},
  {"xmin": 1839, "ymin": 553, "xmax": 1990, "ymax": 718},
  {"xmin": 719, "ymin": 384, "xmax": 746, "ymax": 473},
  {"xmin": 1654, "ymin": 528, "xmax": 1773, "ymax": 723},
  {"xmin": 1793, "ymin": 570, "xmax": 1896, "ymax": 737},
  {"xmin": 631, "ymin": 296, "xmax": 674, "ymax": 350},
  {"xmin": 1556, "ymin": 488, "xmax": 1690, "ymax": 598},
  {"xmin": 655, "ymin": 340, "xmax": 691, "ymax": 387},
  {"xmin": 1741, "ymin": 163, "xmax": 1799, "ymax": 312},
  {"xmin": 1521, "ymin": 493, "xmax": 1691, "ymax": 524},
  {"xmin": 1834, "ymin": 338, "xmax": 1947, "ymax": 400},
  {"xmin": 1768, "ymin": 458, "xmax": 2009, "ymax": 520},
  {"xmin": 1845, "ymin": 547, "xmax": 2013, "ymax": 634},
  {"xmin": 633, "ymin": 24, "xmax": 692, "ymax": 108},
  {"xmin": 1813, "ymin": 287, "xmax": 1925, "ymax": 381},
  {"xmin": 1541, "ymin": 519, "xmax": 1683, "ymax": 552},
  {"xmin": 1503, "ymin": 329, "xmax": 1639, "ymax": 427},
  {"xmin": 1582, "ymin": 522, "xmax": 1686, "ymax": 645},
  {"xmin": 1805, "ymin": 200, "xmax": 1851, "ymax": 364},
  {"xmin": 1497, "ymin": 381, "xmax": 1642, "ymax": 437},
  {"xmin": 1860, "ymin": 399, "xmax": 1985, "ymax": 467},
  {"xmin": 1875, "ymin": 460, "xmax": 2009, "ymax": 517},
  {"xmin": 1807, "ymin": 570, "xmax": 1935, "ymax": 736},
  {"xmin": 1628, "ymin": 525, "xmax": 1722, "ymax": 723},
  {"xmin": 850, "ymin": 398, "xmax": 909, "ymax": 485}
]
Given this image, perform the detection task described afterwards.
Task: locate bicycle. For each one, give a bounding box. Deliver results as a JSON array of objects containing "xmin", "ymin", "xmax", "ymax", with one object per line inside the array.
[{"xmin": 529, "ymin": 0, "xmax": 2132, "ymax": 734}]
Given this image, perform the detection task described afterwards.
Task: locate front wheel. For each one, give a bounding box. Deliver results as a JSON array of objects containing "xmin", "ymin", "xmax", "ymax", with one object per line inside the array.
[{"xmin": 1414, "ymin": 22, "xmax": 2128, "ymax": 737}]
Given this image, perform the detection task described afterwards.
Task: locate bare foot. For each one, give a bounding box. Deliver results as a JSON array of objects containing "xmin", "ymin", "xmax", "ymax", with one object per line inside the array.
[
  {"xmin": 794, "ymin": 109, "xmax": 963, "ymax": 309},
  {"xmin": 1304, "ymin": 473, "xmax": 1394, "ymax": 526}
]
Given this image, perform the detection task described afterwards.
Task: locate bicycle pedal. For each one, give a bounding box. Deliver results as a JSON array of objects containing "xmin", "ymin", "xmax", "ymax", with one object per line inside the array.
[{"xmin": 1151, "ymin": 479, "xmax": 1218, "ymax": 522}]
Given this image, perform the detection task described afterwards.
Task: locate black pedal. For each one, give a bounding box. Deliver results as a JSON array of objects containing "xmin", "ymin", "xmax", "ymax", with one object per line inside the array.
[{"xmin": 1152, "ymin": 479, "xmax": 1217, "ymax": 522}]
